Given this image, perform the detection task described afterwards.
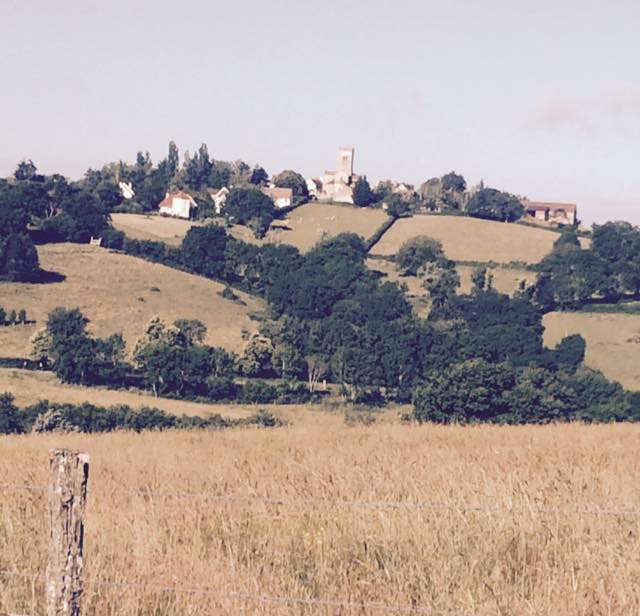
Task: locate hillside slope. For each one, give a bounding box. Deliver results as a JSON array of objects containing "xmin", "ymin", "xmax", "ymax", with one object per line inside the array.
[
  {"xmin": 371, "ymin": 215, "xmax": 588, "ymax": 263},
  {"xmin": 0, "ymin": 244, "xmax": 264, "ymax": 358},
  {"xmin": 544, "ymin": 311, "xmax": 640, "ymax": 390}
]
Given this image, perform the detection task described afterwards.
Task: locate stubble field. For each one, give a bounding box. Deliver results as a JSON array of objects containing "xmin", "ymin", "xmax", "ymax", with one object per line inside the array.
[{"xmin": 1, "ymin": 420, "xmax": 639, "ymax": 615}]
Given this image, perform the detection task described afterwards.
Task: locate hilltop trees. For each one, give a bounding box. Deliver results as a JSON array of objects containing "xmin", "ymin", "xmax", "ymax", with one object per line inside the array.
[
  {"xmin": 223, "ymin": 188, "xmax": 275, "ymax": 238},
  {"xmin": 273, "ymin": 170, "xmax": 308, "ymax": 201},
  {"xmin": 352, "ymin": 178, "xmax": 375, "ymax": 207},
  {"xmin": 396, "ymin": 236, "xmax": 445, "ymax": 275},
  {"xmin": 466, "ymin": 188, "xmax": 524, "ymax": 222},
  {"xmin": 0, "ymin": 183, "xmax": 40, "ymax": 281}
]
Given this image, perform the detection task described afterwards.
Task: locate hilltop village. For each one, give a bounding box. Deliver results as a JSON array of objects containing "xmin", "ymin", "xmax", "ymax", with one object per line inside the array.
[{"xmin": 122, "ymin": 145, "xmax": 578, "ymax": 230}]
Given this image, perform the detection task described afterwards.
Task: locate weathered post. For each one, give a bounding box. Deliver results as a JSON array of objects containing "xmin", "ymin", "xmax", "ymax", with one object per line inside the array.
[{"xmin": 46, "ymin": 449, "xmax": 90, "ymax": 616}]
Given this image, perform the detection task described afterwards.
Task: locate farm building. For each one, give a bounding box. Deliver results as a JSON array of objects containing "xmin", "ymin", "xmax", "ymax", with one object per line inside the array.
[
  {"xmin": 158, "ymin": 191, "xmax": 197, "ymax": 219},
  {"xmin": 261, "ymin": 186, "xmax": 293, "ymax": 208},
  {"xmin": 523, "ymin": 200, "xmax": 577, "ymax": 226}
]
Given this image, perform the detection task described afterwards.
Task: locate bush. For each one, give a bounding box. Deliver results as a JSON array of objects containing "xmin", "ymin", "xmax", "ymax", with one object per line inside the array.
[
  {"xmin": 240, "ymin": 380, "xmax": 278, "ymax": 404},
  {"xmin": 206, "ymin": 377, "xmax": 238, "ymax": 400},
  {"xmin": 101, "ymin": 227, "xmax": 125, "ymax": 249}
]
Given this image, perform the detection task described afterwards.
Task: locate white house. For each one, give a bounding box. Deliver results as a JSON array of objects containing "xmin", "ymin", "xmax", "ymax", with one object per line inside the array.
[
  {"xmin": 158, "ymin": 191, "xmax": 197, "ymax": 219},
  {"xmin": 208, "ymin": 187, "xmax": 230, "ymax": 214},
  {"xmin": 118, "ymin": 181, "xmax": 135, "ymax": 200},
  {"xmin": 261, "ymin": 186, "xmax": 294, "ymax": 209}
]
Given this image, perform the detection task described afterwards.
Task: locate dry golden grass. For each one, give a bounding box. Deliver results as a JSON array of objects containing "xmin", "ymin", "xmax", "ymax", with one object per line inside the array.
[
  {"xmin": 0, "ymin": 368, "xmax": 263, "ymax": 419},
  {"xmin": 113, "ymin": 205, "xmax": 387, "ymax": 254},
  {"xmin": 372, "ymin": 215, "xmax": 589, "ymax": 264},
  {"xmin": 0, "ymin": 244, "xmax": 264, "ymax": 357},
  {"xmin": 111, "ymin": 213, "xmax": 197, "ymax": 246},
  {"xmin": 1, "ymin": 421, "xmax": 639, "ymax": 615},
  {"xmin": 111, "ymin": 213, "xmax": 264, "ymax": 248},
  {"xmin": 268, "ymin": 203, "xmax": 387, "ymax": 252},
  {"xmin": 544, "ymin": 311, "xmax": 640, "ymax": 390}
]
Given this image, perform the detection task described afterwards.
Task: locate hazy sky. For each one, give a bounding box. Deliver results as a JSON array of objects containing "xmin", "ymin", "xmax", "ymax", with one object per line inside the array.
[{"xmin": 2, "ymin": 0, "xmax": 639, "ymax": 224}]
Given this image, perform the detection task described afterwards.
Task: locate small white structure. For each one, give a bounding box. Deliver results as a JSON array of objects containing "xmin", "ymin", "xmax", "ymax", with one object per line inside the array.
[
  {"xmin": 306, "ymin": 177, "xmax": 322, "ymax": 199},
  {"xmin": 158, "ymin": 191, "xmax": 197, "ymax": 219},
  {"xmin": 261, "ymin": 186, "xmax": 294, "ymax": 209},
  {"xmin": 208, "ymin": 187, "xmax": 230, "ymax": 214},
  {"xmin": 119, "ymin": 181, "xmax": 135, "ymax": 200}
]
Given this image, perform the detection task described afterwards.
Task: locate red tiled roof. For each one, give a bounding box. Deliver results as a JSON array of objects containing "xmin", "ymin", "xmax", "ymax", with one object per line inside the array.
[
  {"xmin": 524, "ymin": 200, "xmax": 577, "ymax": 213},
  {"xmin": 262, "ymin": 187, "xmax": 293, "ymax": 200},
  {"xmin": 158, "ymin": 191, "xmax": 197, "ymax": 209}
]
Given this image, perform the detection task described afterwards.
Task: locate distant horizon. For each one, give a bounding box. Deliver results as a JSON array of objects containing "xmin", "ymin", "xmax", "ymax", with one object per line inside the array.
[
  {"xmin": 2, "ymin": 0, "xmax": 639, "ymax": 226},
  {"xmin": 1, "ymin": 143, "xmax": 635, "ymax": 228}
]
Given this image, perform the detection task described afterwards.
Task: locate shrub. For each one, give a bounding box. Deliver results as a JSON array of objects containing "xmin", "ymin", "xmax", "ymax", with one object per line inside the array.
[{"xmin": 240, "ymin": 380, "xmax": 278, "ymax": 404}]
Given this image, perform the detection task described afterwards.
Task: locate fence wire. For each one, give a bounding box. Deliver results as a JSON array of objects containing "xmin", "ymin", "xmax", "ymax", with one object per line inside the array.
[
  {"xmin": 0, "ymin": 569, "xmax": 477, "ymax": 615},
  {"xmin": 1, "ymin": 482, "xmax": 639, "ymax": 518}
]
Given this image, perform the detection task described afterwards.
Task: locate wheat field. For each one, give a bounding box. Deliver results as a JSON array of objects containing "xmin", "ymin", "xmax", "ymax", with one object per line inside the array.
[{"xmin": 1, "ymin": 419, "xmax": 639, "ymax": 615}]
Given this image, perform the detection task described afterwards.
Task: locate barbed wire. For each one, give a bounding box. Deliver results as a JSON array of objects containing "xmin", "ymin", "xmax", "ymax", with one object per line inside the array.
[
  {"xmin": 1, "ymin": 482, "xmax": 639, "ymax": 518},
  {"xmin": 0, "ymin": 570, "xmax": 478, "ymax": 615}
]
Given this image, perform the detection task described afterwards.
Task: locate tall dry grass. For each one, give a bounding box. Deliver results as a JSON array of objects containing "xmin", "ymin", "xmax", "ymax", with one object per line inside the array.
[{"xmin": 1, "ymin": 417, "xmax": 639, "ymax": 615}]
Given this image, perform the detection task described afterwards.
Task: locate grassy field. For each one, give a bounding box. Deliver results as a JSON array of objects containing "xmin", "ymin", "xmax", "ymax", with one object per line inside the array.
[
  {"xmin": 111, "ymin": 213, "xmax": 264, "ymax": 247},
  {"xmin": 113, "ymin": 205, "xmax": 387, "ymax": 254},
  {"xmin": 544, "ymin": 311, "xmax": 640, "ymax": 390},
  {"xmin": 368, "ymin": 259, "xmax": 537, "ymax": 297},
  {"xmin": 1, "ymin": 421, "xmax": 638, "ymax": 615},
  {"xmin": 269, "ymin": 203, "xmax": 387, "ymax": 252},
  {"xmin": 371, "ymin": 215, "xmax": 589, "ymax": 263},
  {"xmin": 0, "ymin": 368, "xmax": 266, "ymax": 419},
  {"xmin": 0, "ymin": 244, "xmax": 264, "ymax": 358}
]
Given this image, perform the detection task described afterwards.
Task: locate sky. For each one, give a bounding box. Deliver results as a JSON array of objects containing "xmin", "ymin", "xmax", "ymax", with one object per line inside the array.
[{"xmin": 1, "ymin": 0, "xmax": 639, "ymax": 225}]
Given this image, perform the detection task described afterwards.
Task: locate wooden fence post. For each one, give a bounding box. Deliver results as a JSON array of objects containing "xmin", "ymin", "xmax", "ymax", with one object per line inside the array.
[{"xmin": 46, "ymin": 449, "xmax": 90, "ymax": 616}]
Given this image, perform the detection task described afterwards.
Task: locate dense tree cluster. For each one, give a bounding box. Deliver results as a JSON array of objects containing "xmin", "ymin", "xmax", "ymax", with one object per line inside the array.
[
  {"xmin": 466, "ymin": 188, "xmax": 524, "ymax": 222},
  {"xmin": 531, "ymin": 222, "xmax": 640, "ymax": 310},
  {"xmin": 0, "ymin": 394, "xmax": 282, "ymax": 434}
]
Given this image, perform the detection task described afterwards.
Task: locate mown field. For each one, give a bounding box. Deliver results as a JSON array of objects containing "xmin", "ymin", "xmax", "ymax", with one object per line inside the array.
[
  {"xmin": 1, "ymin": 421, "xmax": 639, "ymax": 615},
  {"xmin": 544, "ymin": 311, "xmax": 640, "ymax": 390},
  {"xmin": 371, "ymin": 215, "xmax": 589, "ymax": 263},
  {"xmin": 0, "ymin": 244, "xmax": 264, "ymax": 358}
]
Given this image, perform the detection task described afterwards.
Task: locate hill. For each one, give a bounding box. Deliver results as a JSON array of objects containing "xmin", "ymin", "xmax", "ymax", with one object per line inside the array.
[
  {"xmin": 371, "ymin": 214, "xmax": 589, "ymax": 263},
  {"xmin": 544, "ymin": 311, "xmax": 640, "ymax": 391},
  {"xmin": 0, "ymin": 244, "xmax": 264, "ymax": 358},
  {"xmin": 113, "ymin": 204, "xmax": 388, "ymax": 254},
  {"xmin": 268, "ymin": 202, "xmax": 387, "ymax": 252}
]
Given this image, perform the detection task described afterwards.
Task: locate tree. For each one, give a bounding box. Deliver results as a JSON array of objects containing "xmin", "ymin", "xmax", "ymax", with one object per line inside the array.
[
  {"xmin": 352, "ymin": 177, "xmax": 374, "ymax": 207},
  {"xmin": 384, "ymin": 193, "xmax": 410, "ymax": 218},
  {"xmin": 466, "ymin": 188, "xmax": 524, "ymax": 222},
  {"xmin": 0, "ymin": 233, "xmax": 40, "ymax": 281},
  {"xmin": 14, "ymin": 160, "xmax": 39, "ymax": 182},
  {"xmin": 396, "ymin": 236, "xmax": 445, "ymax": 275},
  {"xmin": 0, "ymin": 393, "xmax": 24, "ymax": 434},
  {"xmin": 441, "ymin": 171, "xmax": 466, "ymax": 193},
  {"xmin": 273, "ymin": 170, "xmax": 308, "ymax": 200},
  {"xmin": 237, "ymin": 333, "xmax": 273, "ymax": 377},
  {"xmin": 250, "ymin": 166, "xmax": 269, "ymax": 186},
  {"xmin": 223, "ymin": 188, "xmax": 275, "ymax": 238},
  {"xmin": 413, "ymin": 359, "xmax": 516, "ymax": 423},
  {"xmin": 181, "ymin": 225, "xmax": 228, "ymax": 279},
  {"xmin": 420, "ymin": 260, "xmax": 460, "ymax": 312}
]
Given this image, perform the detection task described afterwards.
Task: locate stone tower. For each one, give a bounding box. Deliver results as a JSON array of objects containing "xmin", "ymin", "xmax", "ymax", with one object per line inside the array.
[{"xmin": 337, "ymin": 147, "xmax": 354, "ymax": 180}]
